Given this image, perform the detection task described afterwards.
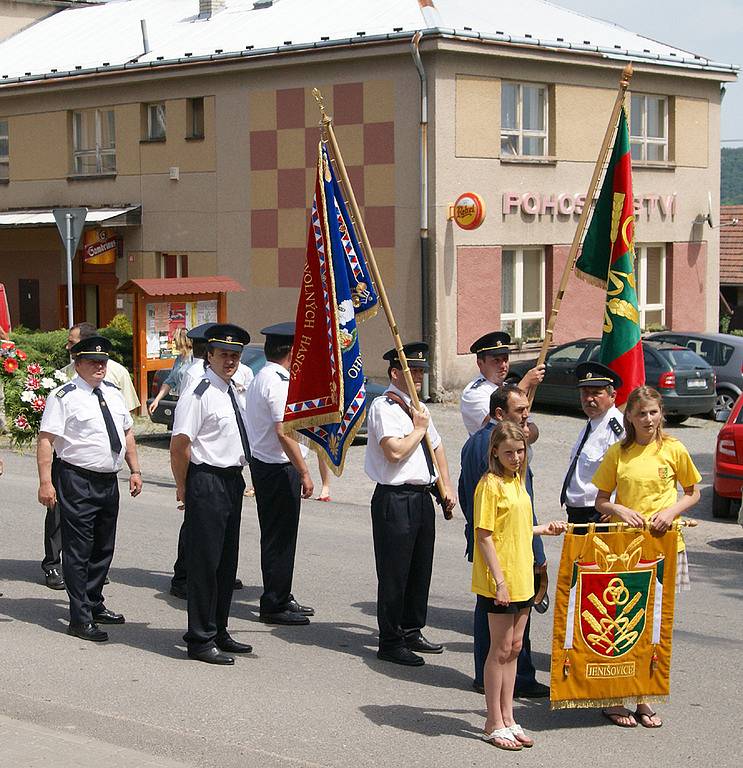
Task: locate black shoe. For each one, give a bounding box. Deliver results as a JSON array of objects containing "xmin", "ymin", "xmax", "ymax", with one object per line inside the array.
[
  {"xmin": 67, "ymin": 622, "xmax": 108, "ymax": 642},
  {"xmin": 216, "ymin": 635, "xmax": 253, "ymax": 654},
  {"xmin": 92, "ymin": 608, "xmax": 125, "ymax": 625},
  {"xmin": 44, "ymin": 568, "xmax": 65, "ymax": 590},
  {"xmin": 234, "ymin": 578, "xmax": 243, "ymax": 590},
  {"xmin": 514, "ymin": 681, "xmax": 550, "ymax": 699},
  {"xmin": 472, "ymin": 680, "xmax": 485, "ymax": 694},
  {"xmin": 377, "ymin": 647, "xmax": 425, "ymax": 667},
  {"xmin": 405, "ymin": 634, "xmax": 443, "ymax": 654},
  {"xmin": 187, "ymin": 646, "xmax": 234, "ymax": 665},
  {"xmin": 284, "ymin": 599, "xmax": 314, "ymax": 616},
  {"xmin": 104, "ymin": 576, "xmax": 110, "ymax": 585},
  {"xmin": 169, "ymin": 583, "xmax": 187, "ymax": 600},
  {"xmin": 259, "ymin": 610, "xmax": 310, "ymax": 626}
]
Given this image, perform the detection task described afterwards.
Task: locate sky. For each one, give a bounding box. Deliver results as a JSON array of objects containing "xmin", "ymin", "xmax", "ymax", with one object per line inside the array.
[{"xmin": 555, "ymin": 0, "xmax": 742, "ymax": 147}]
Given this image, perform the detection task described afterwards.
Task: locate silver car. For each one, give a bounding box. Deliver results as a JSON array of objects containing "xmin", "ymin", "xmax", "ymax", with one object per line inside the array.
[{"xmin": 646, "ymin": 331, "xmax": 743, "ymax": 418}]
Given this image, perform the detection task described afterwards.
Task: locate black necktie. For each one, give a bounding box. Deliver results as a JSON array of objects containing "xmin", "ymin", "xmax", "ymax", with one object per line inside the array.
[
  {"xmin": 560, "ymin": 421, "xmax": 592, "ymax": 506},
  {"xmin": 228, "ymin": 385, "xmax": 251, "ymax": 461},
  {"xmin": 93, "ymin": 387, "xmax": 122, "ymax": 454}
]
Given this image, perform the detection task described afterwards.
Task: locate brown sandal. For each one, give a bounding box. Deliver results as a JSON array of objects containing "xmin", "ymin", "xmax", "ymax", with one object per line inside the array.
[
  {"xmin": 634, "ymin": 709, "xmax": 663, "ymax": 728},
  {"xmin": 602, "ymin": 708, "xmax": 637, "ymax": 728}
]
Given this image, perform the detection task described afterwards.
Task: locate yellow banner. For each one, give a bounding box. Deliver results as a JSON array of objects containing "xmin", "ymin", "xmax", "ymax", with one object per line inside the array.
[{"xmin": 550, "ymin": 527, "xmax": 678, "ymax": 709}]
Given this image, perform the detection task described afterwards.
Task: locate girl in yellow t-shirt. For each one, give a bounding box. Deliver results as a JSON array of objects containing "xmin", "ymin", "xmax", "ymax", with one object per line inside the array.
[
  {"xmin": 473, "ymin": 422, "xmax": 565, "ymax": 751},
  {"xmin": 593, "ymin": 385, "xmax": 701, "ymax": 729}
]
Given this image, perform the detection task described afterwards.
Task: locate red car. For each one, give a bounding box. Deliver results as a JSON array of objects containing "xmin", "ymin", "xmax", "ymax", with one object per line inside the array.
[{"xmin": 713, "ymin": 393, "xmax": 743, "ymax": 518}]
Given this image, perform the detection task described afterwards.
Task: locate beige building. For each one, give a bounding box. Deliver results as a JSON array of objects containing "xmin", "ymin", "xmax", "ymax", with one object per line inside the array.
[
  {"xmin": 0, "ymin": 0, "xmax": 737, "ymax": 392},
  {"xmin": 0, "ymin": 1, "xmax": 96, "ymax": 41}
]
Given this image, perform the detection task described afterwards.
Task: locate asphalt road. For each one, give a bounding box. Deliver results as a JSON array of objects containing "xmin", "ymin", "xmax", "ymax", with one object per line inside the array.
[{"xmin": 1, "ymin": 405, "xmax": 740, "ymax": 767}]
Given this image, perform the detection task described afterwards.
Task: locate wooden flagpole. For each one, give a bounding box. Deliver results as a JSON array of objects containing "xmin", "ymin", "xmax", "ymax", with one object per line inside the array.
[
  {"xmin": 312, "ymin": 88, "xmax": 453, "ymax": 519},
  {"xmin": 528, "ymin": 63, "xmax": 633, "ymax": 404}
]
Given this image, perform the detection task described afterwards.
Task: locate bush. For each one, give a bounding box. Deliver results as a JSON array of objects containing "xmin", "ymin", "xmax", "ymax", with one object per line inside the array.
[{"xmin": 7, "ymin": 314, "xmax": 134, "ymax": 371}]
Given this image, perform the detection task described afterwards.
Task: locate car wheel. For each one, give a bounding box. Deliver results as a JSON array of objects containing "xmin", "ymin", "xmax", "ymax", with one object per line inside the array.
[
  {"xmin": 712, "ymin": 489, "xmax": 735, "ymax": 519},
  {"xmin": 665, "ymin": 414, "xmax": 688, "ymax": 425},
  {"xmin": 712, "ymin": 389, "xmax": 737, "ymax": 420}
]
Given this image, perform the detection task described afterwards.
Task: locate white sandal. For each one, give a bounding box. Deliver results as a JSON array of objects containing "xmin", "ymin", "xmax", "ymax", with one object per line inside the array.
[
  {"xmin": 508, "ymin": 723, "xmax": 534, "ymax": 747},
  {"xmin": 482, "ymin": 727, "xmax": 522, "ymax": 751}
]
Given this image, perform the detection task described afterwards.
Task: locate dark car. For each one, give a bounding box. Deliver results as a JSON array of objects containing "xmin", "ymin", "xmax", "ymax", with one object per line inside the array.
[
  {"xmin": 147, "ymin": 342, "xmax": 384, "ymax": 436},
  {"xmin": 646, "ymin": 331, "xmax": 743, "ymax": 418},
  {"xmin": 507, "ymin": 338, "xmax": 716, "ymax": 423}
]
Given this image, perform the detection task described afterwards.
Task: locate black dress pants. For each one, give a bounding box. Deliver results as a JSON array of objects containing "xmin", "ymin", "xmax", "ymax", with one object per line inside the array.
[
  {"xmin": 55, "ymin": 462, "xmax": 119, "ymax": 625},
  {"xmin": 42, "ymin": 457, "xmax": 62, "ymax": 571},
  {"xmin": 371, "ymin": 484, "xmax": 435, "ymax": 652},
  {"xmin": 566, "ymin": 504, "xmax": 601, "ymax": 533},
  {"xmin": 250, "ymin": 459, "xmax": 301, "ymax": 615},
  {"xmin": 183, "ymin": 462, "xmax": 244, "ymax": 653},
  {"xmin": 171, "ymin": 513, "xmax": 188, "ymax": 591}
]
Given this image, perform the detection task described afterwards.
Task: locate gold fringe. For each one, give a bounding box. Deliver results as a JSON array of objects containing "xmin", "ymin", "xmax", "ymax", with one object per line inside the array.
[
  {"xmin": 281, "ymin": 408, "xmax": 343, "ymax": 435},
  {"xmin": 355, "ymin": 302, "xmax": 379, "ymax": 324},
  {"xmin": 551, "ymin": 695, "xmax": 669, "ymax": 711},
  {"xmin": 575, "ymin": 268, "xmax": 607, "ymax": 290},
  {"xmin": 286, "ymin": 407, "xmax": 366, "ymax": 477}
]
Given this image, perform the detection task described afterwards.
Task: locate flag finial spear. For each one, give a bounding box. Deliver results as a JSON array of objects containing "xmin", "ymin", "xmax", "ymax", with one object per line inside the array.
[{"xmin": 312, "ymin": 87, "xmax": 332, "ymax": 128}]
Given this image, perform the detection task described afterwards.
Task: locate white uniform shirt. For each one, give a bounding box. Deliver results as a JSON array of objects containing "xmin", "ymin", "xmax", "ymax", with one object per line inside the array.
[
  {"xmin": 40, "ymin": 375, "xmax": 132, "ymax": 472},
  {"xmin": 181, "ymin": 360, "xmax": 254, "ymax": 408},
  {"xmin": 564, "ymin": 404, "xmax": 624, "ymax": 507},
  {"xmin": 364, "ymin": 383, "xmax": 442, "ymax": 485},
  {"xmin": 62, "ymin": 358, "xmax": 140, "ymax": 411},
  {"xmin": 172, "ymin": 367, "xmax": 250, "ymax": 469},
  {"xmin": 245, "ymin": 361, "xmax": 308, "ymax": 464},
  {"xmin": 460, "ymin": 375, "xmax": 498, "ymax": 435}
]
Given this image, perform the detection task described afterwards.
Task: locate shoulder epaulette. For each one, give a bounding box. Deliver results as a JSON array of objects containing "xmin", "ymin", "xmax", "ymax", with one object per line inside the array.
[
  {"xmin": 102, "ymin": 380, "xmax": 121, "ymax": 390},
  {"xmin": 608, "ymin": 417, "xmax": 624, "ymax": 436},
  {"xmin": 56, "ymin": 382, "xmax": 76, "ymax": 398},
  {"xmin": 470, "ymin": 377, "xmax": 486, "ymax": 390},
  {"xmin": 385, "ymin": 396, "xmax": 395, "ymax": 405},
  {"xmin": 194, "ymin": 379, "xmax": 211, "ymax": 396},
  {"xmin": 275, "ymin": 371, "xmax": 289, "ymax": 382}
]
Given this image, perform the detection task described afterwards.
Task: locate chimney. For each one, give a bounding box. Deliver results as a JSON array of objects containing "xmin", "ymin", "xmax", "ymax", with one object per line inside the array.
[{"xmin": 199, "ymin": 0, "xmax": 226, "ymax": 18}]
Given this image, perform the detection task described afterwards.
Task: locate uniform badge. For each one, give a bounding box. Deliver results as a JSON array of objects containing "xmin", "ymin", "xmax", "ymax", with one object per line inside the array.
[
  {"xmin": 470, "ymin": 377, "xmax": 486, "ymax": 390},
  {"xmin": 56, "ymin": 382, "xmax": 77, "ymax": 398},
  {"xmin": 657, "ymin": 466, "xmax": 671, "ymax": 480},
  {"xmin": 194, "ymin": 379, "xmax": 211, "ymax": 396},
  {"xmin": 608, "ymin": 417, "xmax": 623, "ymax": 436},
  {"xmin": 95, "ymin": 345, "xmax": 102, "ymax": 352}
]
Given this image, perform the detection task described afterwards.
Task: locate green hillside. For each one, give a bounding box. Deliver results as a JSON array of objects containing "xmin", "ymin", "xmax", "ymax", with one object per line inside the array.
[{"xmin": 722, "ymin": 147, "xmax": 743, "ymax": 205}]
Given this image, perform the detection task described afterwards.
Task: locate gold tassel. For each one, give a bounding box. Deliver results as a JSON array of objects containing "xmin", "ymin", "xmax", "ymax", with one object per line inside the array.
[
  {"xmin": 563, "ymin": 654, "xmax": 571, "ymax": 677},
  {"xmin": 650, "ymin": 645, "xmax": 659, "ymax": 674}
]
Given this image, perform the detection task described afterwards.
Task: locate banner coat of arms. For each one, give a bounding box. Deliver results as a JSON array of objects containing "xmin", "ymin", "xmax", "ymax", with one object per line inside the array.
[
  {"xmin": 282, "ymin": 141, "xmax": 378, "ymax": 474},
  {"xmin": 550, "ymin": 528, "xmax": 678, "ymax": 709}
]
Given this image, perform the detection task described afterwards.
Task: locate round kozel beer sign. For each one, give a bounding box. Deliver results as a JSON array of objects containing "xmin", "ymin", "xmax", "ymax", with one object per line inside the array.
[{"xmin": 452, "ymin": 192, "xmax": 486, "ymax": 230}]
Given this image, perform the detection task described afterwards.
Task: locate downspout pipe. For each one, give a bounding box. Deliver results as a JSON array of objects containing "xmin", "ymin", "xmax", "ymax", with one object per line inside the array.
[{"xmin": 411, "ymin": 30, "xmax": 432, "ymax": 397}]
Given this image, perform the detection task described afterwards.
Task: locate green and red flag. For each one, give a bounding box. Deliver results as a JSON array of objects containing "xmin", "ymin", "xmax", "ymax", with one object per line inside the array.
[{"xmin": 576, "ymin": 108, "xmax": 644, "ymax": 405}]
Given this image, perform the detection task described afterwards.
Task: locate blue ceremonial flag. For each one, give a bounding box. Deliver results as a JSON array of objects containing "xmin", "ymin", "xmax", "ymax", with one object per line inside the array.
[{"xmin": 283, "ymin": 141, "xmax": 379, "ymax": 474}]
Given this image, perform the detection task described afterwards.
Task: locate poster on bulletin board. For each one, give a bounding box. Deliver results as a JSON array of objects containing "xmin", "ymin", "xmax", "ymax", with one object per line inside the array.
[{"xmin": 145, "ymin": 299, "xmax": 218, "ymax": 359}]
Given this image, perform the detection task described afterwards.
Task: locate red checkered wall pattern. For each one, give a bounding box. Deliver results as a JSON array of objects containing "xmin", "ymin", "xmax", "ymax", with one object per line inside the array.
[{"xmin": 249, "ymin": 80, "xmax": 396, "ymax": 289}]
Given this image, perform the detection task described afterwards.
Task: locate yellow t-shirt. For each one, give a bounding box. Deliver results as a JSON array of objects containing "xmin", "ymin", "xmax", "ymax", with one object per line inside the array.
[
  {"xmin": 592, "ymin": 437, "xmax": 701, "ymax": 552},
  {"xmin": 471, "ymin": 472, "xmax": 535, "ymax": 601}
]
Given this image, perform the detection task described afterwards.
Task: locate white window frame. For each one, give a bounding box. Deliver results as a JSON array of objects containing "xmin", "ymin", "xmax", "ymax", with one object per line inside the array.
[
  {"xmin": 629, "ymin": 94, "xmax": 668, "ymax": 163},
  {"xmin": 500, "ymin": 247, "xmax": 545, "ymax": 341},
  {"xmin": 635, "ymin": 243, "xmax": 666, "ymax": 329},
  {"xmin": 72, "ymin": 108, "xmax": 116, "ymax": 175},
  {"xmin": 500, "ymin": 82, "xmax": 549, "ymax": 158},
  {"xmin": 0, "ymin": 119, "xmax": 8, "ymax": 180},
  {"xmin": 160, "ymin": 253, "xmax": 187, "ymax": 279},
  {"xmin": 147, "ymin": 102, "xmax": 166, "ymax": 140}
]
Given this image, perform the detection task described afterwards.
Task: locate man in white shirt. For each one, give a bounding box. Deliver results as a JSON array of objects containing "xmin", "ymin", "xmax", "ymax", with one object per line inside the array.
[
  {"xmin": 561, "ymin": 362, "xmax": 624, "ymax": 526},
  {"xmin": 170, "ymin": 322, "xmax": 251, "ymax": 599},
  {"xmin": 170, "ymin": 323, "xmax": 253, "ymax": 665},
  {"xmin": 245, "ymin": 322, "xmax": 315, "ymax": 626},
  {"xmin": 460, "ymin": 331, "xmax": 545, "ymax": 436},
  {"xmin": 365, "ymin": 342, "xmax": 456, "ymax": 667},
  {"xmin": 37, "ymin": 335, "xmax": 142, "ymax": 642},
  {"xmin": 42, "ymin": 322, "xmax": 140, "ymax": 591}
]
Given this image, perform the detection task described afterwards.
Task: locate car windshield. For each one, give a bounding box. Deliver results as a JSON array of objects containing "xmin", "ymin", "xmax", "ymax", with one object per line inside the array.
[
  {"xmin": 241, "ymin": 346, "xmax": 267, "ymax": 374},
  {"xmin": 657, "ymin": 348, "xmax": 708, "ymax": 368}
]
